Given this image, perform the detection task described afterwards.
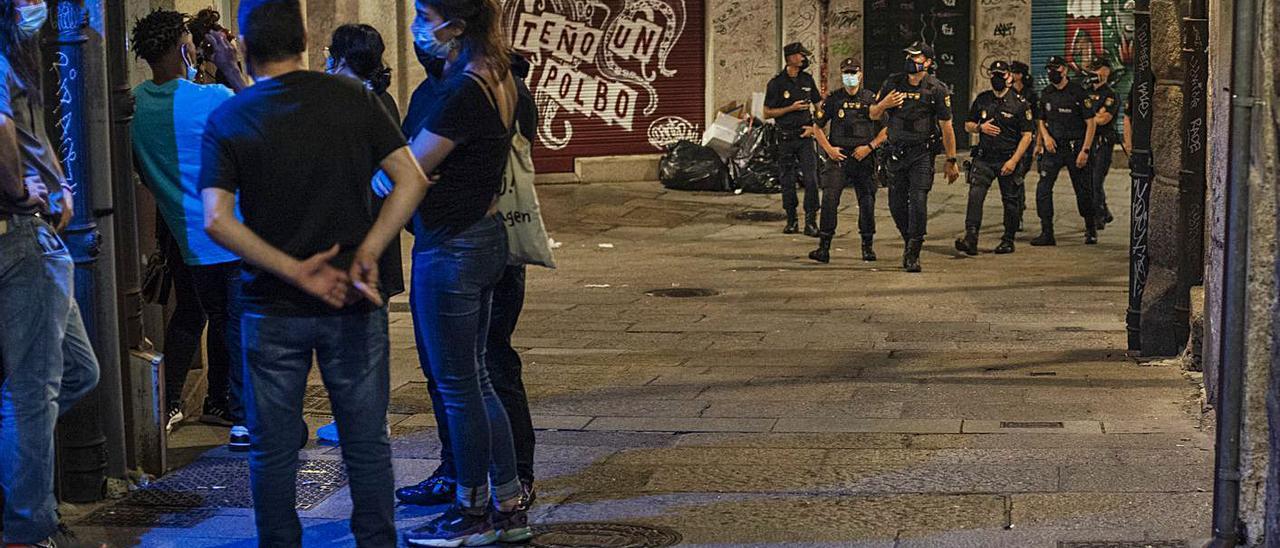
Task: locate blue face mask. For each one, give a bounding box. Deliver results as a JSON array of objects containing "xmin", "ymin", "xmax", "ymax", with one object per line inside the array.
[
  {"xmin": 412, "ymin": 17, "xmax": 455, "ymax": 60},
  {"xmin": 842, "ymin": 73, "xmax": 860, "ymax": 89},
  {"xmin": 16, "ymin": 2, "xmax": 46, "ymax": 40}
]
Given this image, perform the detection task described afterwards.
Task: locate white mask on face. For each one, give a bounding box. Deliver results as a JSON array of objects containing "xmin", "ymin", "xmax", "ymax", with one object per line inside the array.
[
  {"xmin": 842, "ymin": 73, "xmax": 860, "ymax": 89},
  {"xmin": 16, "ymin": 2, "xmax": 46, "ymax": 40}
]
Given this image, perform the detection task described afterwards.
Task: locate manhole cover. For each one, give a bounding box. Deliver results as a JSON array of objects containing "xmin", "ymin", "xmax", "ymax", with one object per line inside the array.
[
  {"xmin": 531, "ymin": 523, "xmax": 682, "ymax": 548},
  {"xmin": 1000, "ymin": 421, "xmax": 1065, "ymax": 429},
  {"xmin": 78, "ymin": 505, "xmax": 216, "ymax": 528},
  {"xmin": 1058, "ymin": 542, "xmax": 1187, "ymax": 548},
  {"xmin": 645, "ymin": 288, "xmax": 720, "ymax": 298},
  {"xmin": 120, "ymin": 458, "xmax": 346, "ymax": 510},
  {"xmin": 731, "ymin": 210, "xmax": 787, "ymax": 222}
]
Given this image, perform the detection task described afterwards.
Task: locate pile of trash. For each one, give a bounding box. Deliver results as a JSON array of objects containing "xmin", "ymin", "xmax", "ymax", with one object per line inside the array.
[{"xmin": 659, "ymin": 113, "xmax": 782, "ymax": 194}]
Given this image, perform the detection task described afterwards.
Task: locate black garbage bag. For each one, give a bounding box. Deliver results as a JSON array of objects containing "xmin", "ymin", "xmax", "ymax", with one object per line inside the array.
[
  {"xmin": 659, "ymin": 140, "xmax": 732, "ymax": 192},
  {"xmin": 729, "ymin": 121, "xmax": 781, "ymax": 194}
]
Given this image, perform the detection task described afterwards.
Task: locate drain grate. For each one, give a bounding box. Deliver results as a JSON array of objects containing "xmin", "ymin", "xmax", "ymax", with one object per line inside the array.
[
  {"xmin": 77, "ymin": 505, "xmax": 216, "ymax": 528},
  {"xmin": 730, "ymin": 210, "xmax": 787, "ymax": 222},
  {"xmin": 119, "ymin": 458, "xmax": 347, "ymax": 510},
  {"xmin": 645, "ymin": 288, "xmax": 720, "ymax": 298},
  {"xmin": 531, "ymin": 523, "xmax": 682, "ymax": 548},
  {"xmin": 1000, "ymin": 421, "xmax": 1065, "ymax": 429},
  {"xmin": 1058, "ymin": 542, "xmax": 1187, "ymax": 548}
]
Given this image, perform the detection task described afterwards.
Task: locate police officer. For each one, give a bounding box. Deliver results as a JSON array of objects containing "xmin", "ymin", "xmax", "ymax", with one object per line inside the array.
[
  {"xmin": 809, "ymin": 58, "xmax": 887, "ymax": 263},
  {"xmin": 764, "ymin": 42, "xmax": 823, "ymax": 235},
  {"xmin": 1032, "ymin": 55, "xmax": 1099, "ymax": 246},
  {"xmin": 1009, "ymin": 60, "xmax": 1039, "ymax": 230},
  {"xmin": 1084, "ymin": 56, "xmax": 1122, "ymax": 229},
  {"xmin": 869, "ymin": 41, "xmax": 960, "ymax": 273},
  {"xmin": 955, "ymin": 61, "xmax": 1034, "ymax": 256}
]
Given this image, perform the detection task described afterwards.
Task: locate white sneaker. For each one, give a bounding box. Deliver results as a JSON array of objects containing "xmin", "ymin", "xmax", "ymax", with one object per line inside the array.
[{"xmin": 166, "ymin": 408, "xmax": 184, "ymax": 434}]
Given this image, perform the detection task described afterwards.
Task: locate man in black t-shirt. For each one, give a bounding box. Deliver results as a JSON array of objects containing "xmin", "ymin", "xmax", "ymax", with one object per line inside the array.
[
  {"xmin": 1032, "ymin": 55, "xmax": 1099, "ymax": 247},
  {"xmin": 1084, "ymin": 56, "xmax": 1122, "ymax": 229},
  {"xmin": 810, "ymin": 58, "xmax": 887, "ymax": 263},
  {"xmin": 870, "ymin": 41, "xmax": 961, "ymax": 273},
  {"xmin": 198, "ymin": 1, "xmax": 431, "ymax": 545},
  {"xmin": 956, "ymin": 61, "xmax": 1034, "ymax": 256},
  {"xmin": 764, "ymin": 42, "xmax": 823, "ymax": 235}
]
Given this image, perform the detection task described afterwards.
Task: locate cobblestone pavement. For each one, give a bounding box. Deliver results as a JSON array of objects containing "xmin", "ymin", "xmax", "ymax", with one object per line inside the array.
[{"xmin": 79, "ymin": 169, "xmax": 1211, "ymax": 547}]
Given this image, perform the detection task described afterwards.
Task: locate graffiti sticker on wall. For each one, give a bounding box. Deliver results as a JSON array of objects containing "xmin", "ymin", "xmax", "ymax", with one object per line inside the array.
[{"xmin": 505, "ymin": 0, "xmax": 699, "ymax": 156}]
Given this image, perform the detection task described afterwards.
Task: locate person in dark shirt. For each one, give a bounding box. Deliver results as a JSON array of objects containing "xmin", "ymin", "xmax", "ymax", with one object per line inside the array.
[
  {"xmin": 1084, "ymin": 56, "xmax": 1122, "ymax": 229},
  {"xmin": 1031, "ymin": 55, "xmax": 1099, "ymax": 246},
  {"xmin": 395, "ymin": 0, "xmax": 534, "ymax": 545},
  {"xmin": 1009, "ymin": 60, "xmax": 1038, "ymax": 231},
  {"xmin": 869, "ymin": 41, "xmax": 961, "ymax": 273},
  {"xmin": 955, "ymin": 60, "xmax": 1034, "ymax": 256},
  {"xmin": 764, "ymin": 42, "xmax": 823, "ymax": 235},
  {"xmin": 810, "ymin": 57, "xmax": 887, "ymax": 263},
  {"xmin": 199, "ymin": 1, "xmax": 431, "ymax": 545}
]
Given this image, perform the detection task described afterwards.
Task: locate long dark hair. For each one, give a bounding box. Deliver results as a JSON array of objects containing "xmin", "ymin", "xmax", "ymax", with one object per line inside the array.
[
  {"xmin": 421, "ymin": 0, "xmax": 510, "ymax": 79},
  {"xmin": 328, "ymin": 24, "xmax": 392, "ymax": 95},
  {"xmin": 0, "ymin": 0, "xmax": 42, "ymax": 104}
]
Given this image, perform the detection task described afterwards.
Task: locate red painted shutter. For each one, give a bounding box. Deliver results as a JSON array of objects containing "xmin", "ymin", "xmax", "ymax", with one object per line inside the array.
[{"xmin": 505, "ymin": 0, "xmax": 707, "ymax": 173}]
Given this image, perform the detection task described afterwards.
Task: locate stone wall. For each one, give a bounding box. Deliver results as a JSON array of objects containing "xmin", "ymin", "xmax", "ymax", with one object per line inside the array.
[
  {"xmin": 709, "ymin": 0, "xmax": 780, "ymax": 113},
  {"xmin": 972, "ymin": 0, "xmax": 1031, "ymax": 125},
  {"xmin": 1202, "ymin": 0, "xmax": 1232, "ymax": 403}
]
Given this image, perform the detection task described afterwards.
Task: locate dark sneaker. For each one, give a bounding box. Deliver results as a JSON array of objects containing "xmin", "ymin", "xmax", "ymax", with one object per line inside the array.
[
  {"xmin": 404, "ymin": 505, "xmax": 496, "ymax": 547},
  {"xmin": 397, "ymin": 471, "xmax": 457, "ymax": 506},
  {"xmin": 199, "ymin": 403, "xmax": 234, "ymax": 427},
  {"xmin": 165, "ymin": 407, "xmax": 184, "ymax": 434},
  {"xmin": 228, "ymin": 425, "xmax": 250, "ymax": 452},
  {"xmin": 492, "ymin": 507, "xmax": 532, "ymax": 544}
]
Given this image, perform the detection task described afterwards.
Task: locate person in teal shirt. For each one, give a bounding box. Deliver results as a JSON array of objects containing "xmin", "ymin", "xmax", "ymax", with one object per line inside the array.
[{"xmin": 130, "ymin": 8, "xmax": 249, "ymax": 449}]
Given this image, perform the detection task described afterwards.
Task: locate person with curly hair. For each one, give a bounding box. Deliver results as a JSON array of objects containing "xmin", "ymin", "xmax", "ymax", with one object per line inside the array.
[
  {"xmin": 130, "ymin": 8, "xmax": 249, "ymax": 449},
  {"xmin": 186, "ymin": 8, "xmax": 247, "ymax": 90}
]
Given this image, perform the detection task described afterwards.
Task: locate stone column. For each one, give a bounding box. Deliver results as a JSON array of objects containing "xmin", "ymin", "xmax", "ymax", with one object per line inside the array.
[
  {"xmin": 824, "ymin": 0, "xmax": 860, "ymax": 91},
  {"xmin": 971, "ymin": 0, "xmax": 1031, "ymax": 113}
]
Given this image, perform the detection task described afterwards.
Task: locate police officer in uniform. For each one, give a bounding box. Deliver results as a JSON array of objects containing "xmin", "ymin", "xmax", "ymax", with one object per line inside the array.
[
  {"xmin": 1031, "ymin": 55, "xmax": 1099, "ymax": 246},
  {"xmin": 1084, "ymin": 56, "xmax": 1122, "ymax": 229},
  {"xmin": 764, "ymin": 42, "xmax": 824, "ymax": 235},
  {"xmin": 1009, "ymin": 60, "xmax": 1039, "ymax": 231},
  {"xmin": 809, "ymin": 58, "xmax": 887, "ymax": 263},
  {"xmin": 869, "ymin": 41, "xmax": 960, "ymax": 273},
  {"xmin": 955, "ymin": 61, "xmax": 1035, "ymax": 256}
]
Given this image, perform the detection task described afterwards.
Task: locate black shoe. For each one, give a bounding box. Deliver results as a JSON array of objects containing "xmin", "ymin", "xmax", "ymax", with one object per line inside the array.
[
  {"xmin": 403, "ymin": 504, "xmax": 496, "ymax": 547},
  {"xmin": 808, "ymin": 234, "xmax": 832, "ymax": 263},
  {"xmin": 1085, "ymin": 232, "xmax": 1099, "ymax": 245},
  {"xmin": 861, "ymin": 237, "xmax": 877, "ymax": 262},
  {"xmin": 1103, "ymin": 209, "xmax": 1115, "ymax": 225},
  {"xmin": 954, "ymin": 228, "xmax": 978, "ymax": 256},
  {"xmin": 228, "ymin": 425, "xmax": 250, "ymax": 452},
  {"xmin": 904, "ymin": 238, "xmax": 923, "ymax": 273},
  {"xmin": 1095, "ymin": 214, "xmax": 1108, "ymax": 231},
  {"xmin": 1030, "ymin": 228, "xmax": 1056, "ymax": 246},
  {"xmin": 199, "ymin": 403, "xmax": 234, "ymax": 427},
  {"xmin": 803, "ymin": 213, "xmax": 819, "ymax": 237},
  {"xmin": 783, "ymin": 216, "xmax": 799, "ymax": 234},
  {"xmin": 994, "ymin": 238, "xmax": 1015, "ymax": 254},
  {"xmin": 397, "ymin": 469, "xmax": 458, "ymax": 507}
]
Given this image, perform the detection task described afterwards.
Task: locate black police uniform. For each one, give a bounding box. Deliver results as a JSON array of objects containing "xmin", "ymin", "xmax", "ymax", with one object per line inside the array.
[
  {"xmin": 1035, "ymin": 80, "xmax": 1096, "ymax": 238},
  {"xmin": 816, "ymin": 86, "xmax": 880, "ymax": 240},
  {"xmin": 1013, "ymin": 81, "xmax": 1039, "ymax": 221},
  {"xmin": 877, "ymin": 72, "xmax": 952, "ymax": 244},
  {"xmin": 1086, "ymin": 82, "xmax": 1122, "ymax": 225},
  {"xmin": 962, "ymin": 89, "xmax": 1034, "ymax": 246},
  {"xmin": 764, "ymin": 68, "xmax": 823, "ymax": 223}
]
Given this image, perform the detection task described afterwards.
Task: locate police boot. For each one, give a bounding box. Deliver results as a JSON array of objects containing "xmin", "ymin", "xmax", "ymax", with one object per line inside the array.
[
  {"xmin": 783, "ymin": 210, "xmax": 799, "ymax": 234},
  {"xmin": 954, "ymin": 227, "xmax": 979, "ymax": 256},
  {"xmin": 1030, "ymin": 221, "xmax": 1056, "ymax": 246},
  {"xmin": 1102, "ymin": 206, "xmax": 1115, "ymax": 226},
  {"xmin": 1084, "ymin": 219, "xmax": 1099, "ymax": 245},
  {"xmin": 809, "ymin": 234, "xmax": 833, "ymax": 263},
  {"xmin": 861, "ymin": 235, "xmax": 877, "ymax": 262},
  {"xmin": 994, "ymin": 233, "xmax": 1016, "ymax": 254},
  {"xmin": 803, "ymin": 212, "xmax": 819, "ymax": 237},
  {"xmin": 904, "ymin": 238, "xmax": 924, "ymax": 273}
]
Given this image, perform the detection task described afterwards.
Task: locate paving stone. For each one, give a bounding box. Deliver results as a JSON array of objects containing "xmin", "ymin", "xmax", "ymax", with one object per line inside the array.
[
  {"xmin": 674, "ymin": 432, "xmax": 911, "ymax": 449},
  {"xmin": 1059, "ymin": 464, "xmax": 1213, "ymax": 493},
  {"xmin": 774, "ymin": 418, "xmax": 962, "ymax": 434},
  {"xmin": 584, "ymin": 417, "xmax": 777, "ymax": 433},
  {"xmin": 642, "ymin": 464, "xmax": 1057, "ymax": 495},
  {"xmin": 1010, "ymin": 493, "xmax": 1213, "ymax": 535}
]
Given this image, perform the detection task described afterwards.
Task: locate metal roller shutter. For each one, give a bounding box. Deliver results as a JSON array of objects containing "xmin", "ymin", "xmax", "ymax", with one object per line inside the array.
[
  {"xmin": 504, "ymin": 0, "xmax": 707, "ymax": 173},
  {"xmin": 1030, "ymin": 0, "xmax": 1134, "ymax": 113}
]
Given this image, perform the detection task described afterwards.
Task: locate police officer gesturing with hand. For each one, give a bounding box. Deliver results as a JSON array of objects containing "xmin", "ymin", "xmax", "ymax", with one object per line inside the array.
[
  {"xmin": 868, "ymin": 41, "xmax": 960, "ymax": 273},
  {"xmin": 809, "ymin": 58, "xmax": 887, "ymax": 263},
  {"xmin": 1084, "ymin": 56, "xmax": 1121, "ymax": 230},
  {"xmin": 1032, "ymin": 55, "xmax": 1099, "ymax": 247},
  {"xmin": 955, "ymin": 61, "xmax": 1034, "ymax": 256},
  {"xmin": 764, "ymin": 42, "xmax": 823, "ymax": 236}
]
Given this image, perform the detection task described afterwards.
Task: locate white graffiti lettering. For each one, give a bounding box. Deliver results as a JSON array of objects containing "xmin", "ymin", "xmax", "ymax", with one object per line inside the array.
[{"xmin": 539, "ymin": 58, "xmax": 638, "ymax": 131}]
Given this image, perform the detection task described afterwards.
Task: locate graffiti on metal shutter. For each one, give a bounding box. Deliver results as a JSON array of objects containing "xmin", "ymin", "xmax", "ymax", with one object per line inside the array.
[
  {"xmin": 505, "ymin": 0, "xmax": 696, "ymax": 152},
  {"xmin": 1031, "ymin": 0, "xmax": 1134, "ymax": 99}
]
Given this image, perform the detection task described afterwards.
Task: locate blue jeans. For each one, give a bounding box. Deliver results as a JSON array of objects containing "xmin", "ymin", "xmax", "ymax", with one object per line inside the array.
[
  {"xmin": 241, "ymin": 309, "xmax": 394, "ymax": 547},
  {"xmin": 0, "ymin": 215, "xmax": 100, "ymax": 543},
  {"xmin": 411, "ymin": 215, "xmax": 521, "ymax": 508}
]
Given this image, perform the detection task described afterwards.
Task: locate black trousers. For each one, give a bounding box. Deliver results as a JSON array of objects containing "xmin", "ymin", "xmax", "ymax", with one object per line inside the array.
[
  {"xmin": 777, "ymin": 136, "xmax": 819, "ymax": 215},
  {"xmin": 1090, "ymin": 139, "xmax": 1115, "ymax": 217},
  {"xmin": 818, "ymin": 150, "xmax": 876, "ymax": 237},
  {"xmin": 964, "ymin": 156, "xmax": 1024, "ymax": 238},
  {"xmin": 1035, "ymin": 139, "xmax": 1094, "ymax": 225},
  {"xmin": 428, "ymin": 264, "xmax": 535, "ymax": 485},
  {"xmin": 162, "ymin": 236, "xmax": 243, "ymax": 421},
  {"xmin": 886, "ymin": 144, "xmax": 935, "ymax": 241}
]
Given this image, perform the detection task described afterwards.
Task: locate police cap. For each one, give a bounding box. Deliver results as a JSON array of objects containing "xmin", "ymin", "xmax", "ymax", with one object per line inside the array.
[
  {"xmin": 989, "ymin": 60, "xmax": 1010, "ymax": 74},
  {"xmin": 783, "ymin": 42, "xmax": 811, "ymax": 57},
  {"xmin": 840, "ymin": 57, "xmax": 861, "ymax": 73},
  {"xmin": 1089, "ymin": 56, "xmax": 1113, "ymax": 69},
  {"xmin": 1009, "ymin": 61, "xmax": 1031, "ymax": 75},
  {"xmin": 903, "ymin": 41, "xmax": 935, "ymax": 59},
  {"xmin": 1046, "ymin": 55, "xmax": 1068, "ymax": 69}
]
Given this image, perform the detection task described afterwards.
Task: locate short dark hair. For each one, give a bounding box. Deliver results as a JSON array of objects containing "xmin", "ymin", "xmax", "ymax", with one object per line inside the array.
[
  {"xmin": 131, "ymin": 9, "xmax": 190, "ymax": 64},
  {"xmin": 238, "ymin": 0, "xmax": 306, "ymax": 63},
  {"xmin": 329, "ymin": 24, "xmax": 392, "ymax": 94}
]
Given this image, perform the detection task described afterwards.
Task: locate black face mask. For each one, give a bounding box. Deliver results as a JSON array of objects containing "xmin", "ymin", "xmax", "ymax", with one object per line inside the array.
[
  {"xmin": 904, "ymin": 59, "xmax": 927, "ymax": 74},
  {"xmin": 990, "ymin": 74, "xmax": 1008, "ymax": 92},
  {"xmin": 799, "ymin": 57, "xmax": 810, "ymax": 71},
  {"xmin": 1047, "ymin": 69, "xmax": 1064, "ymax": 85},
  {"xmin": 1085, "ymin": 71, "xmax": 1103, "ymax": 85}
]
